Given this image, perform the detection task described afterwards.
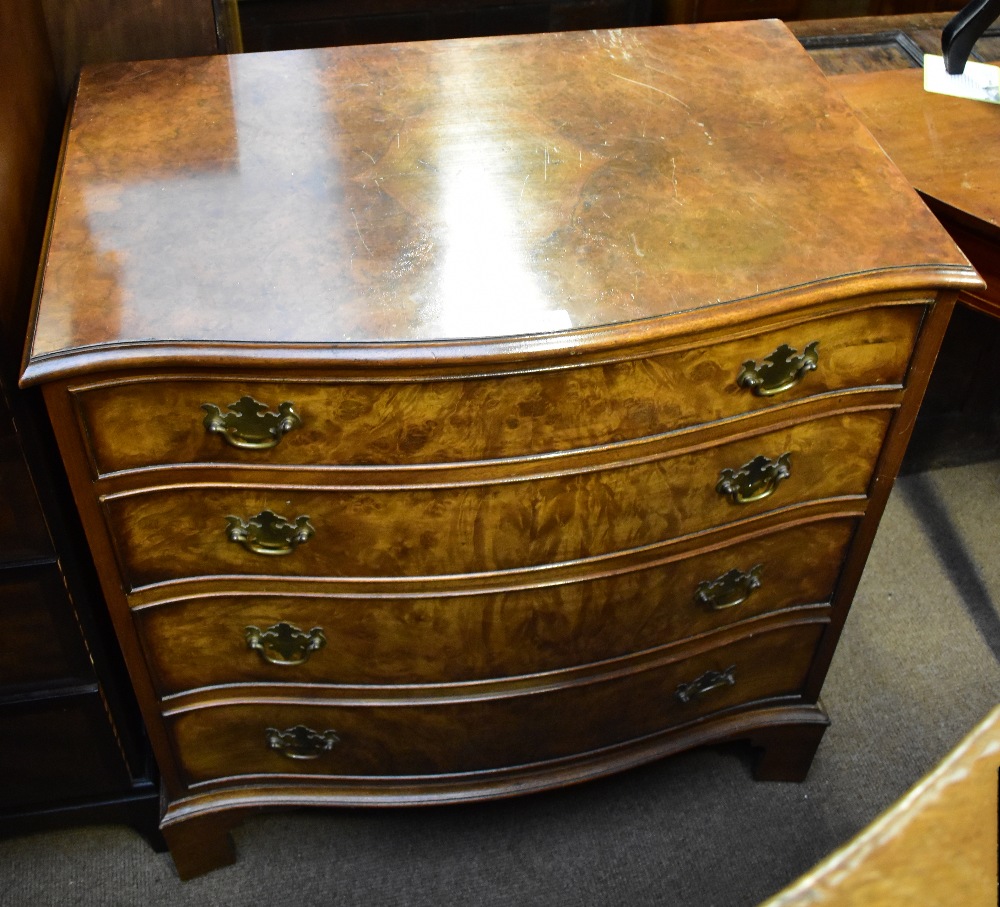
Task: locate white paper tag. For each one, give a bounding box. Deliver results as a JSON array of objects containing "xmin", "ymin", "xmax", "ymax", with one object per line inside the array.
[{"xmin": 924, "ymin": 53, "xmax": 1000, "ymax": 104}]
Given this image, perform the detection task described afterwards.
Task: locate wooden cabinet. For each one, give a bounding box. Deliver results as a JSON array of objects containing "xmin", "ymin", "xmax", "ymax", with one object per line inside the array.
[
  {"xmin": 237, "ymin": 0, "xmax": 652, "ymax": 51},
  {"xmin": 0, "ymin": 385, "xmax": 147, "ymax": 816},
  {"xmin": 21, "ymin": 21, "xmax": 980, "ymax": 878},
  {"xmin": 39, "ymin": 0, "xmax": 231, "ymax": 98}
]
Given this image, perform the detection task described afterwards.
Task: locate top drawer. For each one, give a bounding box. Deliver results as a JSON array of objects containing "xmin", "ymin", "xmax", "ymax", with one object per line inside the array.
[{"xmin": 71, "ymin": 302, "xmax": 924, "ymax": 476}]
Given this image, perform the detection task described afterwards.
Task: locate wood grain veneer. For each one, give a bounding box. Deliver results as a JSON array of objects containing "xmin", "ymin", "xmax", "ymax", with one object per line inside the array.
[
  {"xmin": 165, "ymin": 617, "xmax": 827, "ymax": 785},
  {"xmin": 101, "ymin": 405, "xmax": 892, "ymax": 587},
  {"xmin": 135, "ymin": 516, "xmax": 855, "ymax": 695},
  {"xmin": 791, "ymin": 12, "xmax": 1000, "ymax": 473},
  {"xmin": 69, "ymin": 299, "xmax": 923, "ymax": 474},
  {"xmin": 20, "ymin": 22, "xmax": 975, "ymax": 380}
]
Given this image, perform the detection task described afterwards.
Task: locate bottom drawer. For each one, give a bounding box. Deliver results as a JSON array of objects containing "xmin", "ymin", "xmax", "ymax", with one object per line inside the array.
[{"xmin": 167, "ymin": 619, "xmax": 826, "ymax": 787}]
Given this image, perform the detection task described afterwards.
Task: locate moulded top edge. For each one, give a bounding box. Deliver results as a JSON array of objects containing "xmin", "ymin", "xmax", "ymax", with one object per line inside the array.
[{"xmin": 20, "ymin": 265, "xmax": 980, "ymax": 387}]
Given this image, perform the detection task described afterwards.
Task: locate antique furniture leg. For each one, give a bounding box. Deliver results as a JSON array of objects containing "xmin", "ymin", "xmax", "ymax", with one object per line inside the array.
[
  {"xmin": 748, "ymin": 717, "xmax": 831, "ymax": 783},
  {"xmin": 160, "ymin": 811, "xmax": 238, "ymax": 881}
]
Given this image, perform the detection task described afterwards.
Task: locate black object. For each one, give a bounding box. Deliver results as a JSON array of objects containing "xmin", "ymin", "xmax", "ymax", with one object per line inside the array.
[{"xmin": 942, "ymin": 0, "xmax": 1000, "ymax": 74}]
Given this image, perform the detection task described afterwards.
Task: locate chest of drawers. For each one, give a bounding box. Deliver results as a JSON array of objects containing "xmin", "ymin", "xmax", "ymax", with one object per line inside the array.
[{"xmin": 20, "ymin": 20, "xmax": 980, "ymax": 878}]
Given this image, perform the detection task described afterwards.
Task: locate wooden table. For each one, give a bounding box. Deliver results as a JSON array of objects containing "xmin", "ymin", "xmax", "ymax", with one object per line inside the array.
[
  {"xmin": 20, "ymin": 20, "xmax": 979, "ymax": 878},
  {"xmin": 787, "ymin": 12, "xmax": 1000, "ymax": 318},
  {"xmin": 786, "ymin": 14, "xmax": 1000, "ymax": 470},
  {"xmin": 833, "ymin": 64, "xmax": 1000, "ymax": 318}
]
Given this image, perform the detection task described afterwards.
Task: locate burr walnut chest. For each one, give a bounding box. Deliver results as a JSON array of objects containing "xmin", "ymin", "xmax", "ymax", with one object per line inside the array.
[{"xmin": 20, "ymin": 20, "xmax": 980, "ymax": 878}]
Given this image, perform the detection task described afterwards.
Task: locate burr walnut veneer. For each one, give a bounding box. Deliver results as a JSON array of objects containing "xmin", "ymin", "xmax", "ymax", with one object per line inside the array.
[{"xmin": 21, "ymin": 20, "xmax": 981, "ymax": 878}]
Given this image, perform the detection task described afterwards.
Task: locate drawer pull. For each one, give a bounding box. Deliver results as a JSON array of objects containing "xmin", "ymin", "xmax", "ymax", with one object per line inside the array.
[
  {"xmin": 266, "ymin": 725, "xmax": 339, "ymax": 760},
  {"xmin": 675, "ymin": 665, "xmax": 737, "ymax": 704},
  {"xmin": 695, "ymin": 565, "xmax": 763, "ymax": 611},
  {"xmin": 737, "ymin": 341, "xmax": 819, "ymax": 397},
  {"xmin": 226, "ymin": 510, "xmax": 315, "ymax": 555},
  {"xmin": 716, "ymin": 453, "xmax": 791, "ymax": 504},
  {"xmin": 246, "ymin": 622, "xmax": 327, "ymax": 665},
  {"xmin": 202, "ymin": 395, "xmax": 301, "ymax": 450}
]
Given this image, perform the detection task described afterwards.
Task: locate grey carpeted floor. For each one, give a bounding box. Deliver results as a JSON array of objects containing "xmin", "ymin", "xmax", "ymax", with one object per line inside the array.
[{"xmin": 2, "ymin": 459, "xmax": 999, "ymax": 907}]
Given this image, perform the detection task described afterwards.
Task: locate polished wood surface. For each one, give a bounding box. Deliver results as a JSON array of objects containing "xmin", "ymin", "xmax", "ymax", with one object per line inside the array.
[
  {"xmin": 23, "ymin": 21, "xmax": 980, "ymax": 878},
  {"xmin": 763, "ymin": 704, "xmax": 1000, "ymax": 906},
  {"xmin": 23, "ymin": 20, "xmax": 978, "ymax": 383},
  {"xmin": 790, "ymin": 13, "xmax": 1000, "ymax": 470},
  {"xmin": 835, "ymin": 67, "xmax": 1000, "ymax": 231},
  {"xmin": 798, "ymin": 12, "xmax": 1000, "ymax": 312}
]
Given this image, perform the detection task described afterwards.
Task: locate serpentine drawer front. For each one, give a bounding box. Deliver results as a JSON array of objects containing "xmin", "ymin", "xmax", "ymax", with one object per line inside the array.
[
  {"xmin": 71, "ymin": 300, "xmax": 923, "ymax": 475},
  {"xmin": 21, "ymin": 20, "xmax": 981, "ymax": 879},
  {"xmin": 165, "ymin": 618, "xmax": 827, "ymax": 786},
  {"xmin": 102, "ymin": 405, "xmax": 891, "ymax": 589},
  {"xmin": 134, "ymin": 516, "xmax": 856, "ymax": 695}
]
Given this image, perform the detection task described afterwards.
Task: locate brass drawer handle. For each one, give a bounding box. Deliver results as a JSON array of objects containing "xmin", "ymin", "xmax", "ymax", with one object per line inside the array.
[
  {"xmin": 675, "ymin": 665, "xmax": 736, "ymax": 704},
  {"xmin": 737, "ymin": 341, "xmax": 819, "ymax": 397},
  {"xmin": 266, "ymin": 725, "xmax": 339, "ymax": 760},
  {"xmin": 716, "ymin": 453, "xmax": 791, "ymax": 504},
  {"xmin": 246, "ymin": 622, "xmax": 327, "ymax": 665},
  {"xmin": 226, "ymin": 510, "xmax": 315, "ymax": 556},
  {"xmin": 695, "ymin": 565, "xmax": 763, "ymax": 611},
  {"xmin": 202, "ymin": 395, "xmax": 301, "ymax": 450}
]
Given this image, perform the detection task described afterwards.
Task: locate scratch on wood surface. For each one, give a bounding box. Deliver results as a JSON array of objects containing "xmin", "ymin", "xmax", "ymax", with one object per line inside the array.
[
  {"xmin": 745, "ymin": 194, "xmax": 807, "ymax": 238},
  {"xmin": 350, "ymin": 207, "xmax": 372, "ymax": 255},
  {"xmin": 117, "ymin": 66, "xmax": 156, "ymax": 84},
  {"xmin": 611, "ymin": 73, "xmax": 690, "ymax": 109}
]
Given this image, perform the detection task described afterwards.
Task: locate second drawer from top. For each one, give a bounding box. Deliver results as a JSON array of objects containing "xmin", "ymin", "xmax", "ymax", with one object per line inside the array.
[{"xmin": 101, "ymin": 406, "xmax": 892, "ymax": 590}]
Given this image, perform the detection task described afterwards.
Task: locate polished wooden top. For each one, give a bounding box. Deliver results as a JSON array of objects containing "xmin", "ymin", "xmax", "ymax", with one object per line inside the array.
[
  {"xmin": 23, "ymin": 20, "xmax": 978, "ymax": 382},
  {"xmin": 834, "ymin": 65, "xmax": 1000, "ymax": 236}
]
